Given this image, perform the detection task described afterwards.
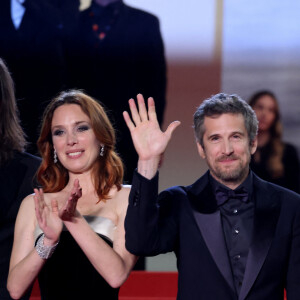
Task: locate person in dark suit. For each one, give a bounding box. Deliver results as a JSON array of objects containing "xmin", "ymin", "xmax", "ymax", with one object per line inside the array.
[
  {"xmin": 0, "ymin": 0, "xmax": 80, "ymax": 155},
  {"xmin": 65, "ymin": 0, "xmax": 166, "ymax": 185},
  {"xmin": 123, "ymin": 93, "xmax": 300, "ymax": 299},
  {"xmin": 0, "ymin": 58, "xmax": 41, "ymax": 300}
]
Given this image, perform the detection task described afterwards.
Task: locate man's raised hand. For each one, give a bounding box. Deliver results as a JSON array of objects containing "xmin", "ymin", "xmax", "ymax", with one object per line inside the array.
[{"xmin": 123, "ymin": 94, "xmax": 180, "ymax": 178}]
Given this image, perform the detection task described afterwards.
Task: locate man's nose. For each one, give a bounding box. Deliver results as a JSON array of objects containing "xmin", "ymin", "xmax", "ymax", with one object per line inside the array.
[{"xmin": 222, "ymin": 140, "xmax": 233, "ymax": 155}]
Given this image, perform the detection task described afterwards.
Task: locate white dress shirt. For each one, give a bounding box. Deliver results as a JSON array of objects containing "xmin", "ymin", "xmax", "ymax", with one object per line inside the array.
[{"xmin": 11, "ymin": 0, "xmax": 26, "ymax": 29}]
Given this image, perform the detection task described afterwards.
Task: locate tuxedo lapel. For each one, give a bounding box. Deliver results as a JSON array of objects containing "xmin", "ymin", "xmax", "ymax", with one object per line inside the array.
[
  {"xmin": 188, "ymin": 172, "xmax": 236, "ymax": 293},
  {"xmin": 239, "ymin": 176, "xmax": 281, "ymax": 300},
  {"xmin": 193, "ymin": 209, "xmax": 236, "ymax": 293}
]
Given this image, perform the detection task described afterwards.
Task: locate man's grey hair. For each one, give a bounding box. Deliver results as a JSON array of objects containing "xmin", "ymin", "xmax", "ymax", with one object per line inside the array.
[{"xmin": 193, "ymin": 93, "xmax": 258, "ymax": 147}]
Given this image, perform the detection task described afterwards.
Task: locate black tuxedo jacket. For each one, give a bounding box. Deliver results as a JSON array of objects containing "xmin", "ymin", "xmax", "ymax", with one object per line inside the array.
[
  {"xmin": 125, "ymin": 170, "xmax": 300, "ymax": 300},
  {"xmin": 0, "ymin": 152, "xmax": 41, "ymax": 299}
]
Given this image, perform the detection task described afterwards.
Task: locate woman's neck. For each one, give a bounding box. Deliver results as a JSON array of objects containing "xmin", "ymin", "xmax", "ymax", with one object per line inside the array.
[{"xmin": 66, "ymin": 171, "xmax": 95, "ymax": 196}]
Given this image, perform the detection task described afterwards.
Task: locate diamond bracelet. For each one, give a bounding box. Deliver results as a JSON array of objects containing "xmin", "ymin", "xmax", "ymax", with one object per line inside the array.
[{"xmin": 35, "ymin": 233, "xmax": 59, "ymax": 259}]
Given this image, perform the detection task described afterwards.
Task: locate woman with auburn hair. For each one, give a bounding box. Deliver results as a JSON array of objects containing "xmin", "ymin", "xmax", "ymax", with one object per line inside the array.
[
  {"xmin": 7, "ymin": 90, "xmax": 137, "ymax": 299},
  {"xmin": 249, "ymin": 90, "xmax": 300, "ymax": 193}
]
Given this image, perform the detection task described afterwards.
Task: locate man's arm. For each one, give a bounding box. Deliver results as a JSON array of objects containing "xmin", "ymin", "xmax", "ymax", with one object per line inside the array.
[
  {"xmin": 125, "ymin": 171, "xmax": 180, "ymax": 256},
  {"xmin": 123, "ymin": 94, "xmax": 180, "ymax": 255}
]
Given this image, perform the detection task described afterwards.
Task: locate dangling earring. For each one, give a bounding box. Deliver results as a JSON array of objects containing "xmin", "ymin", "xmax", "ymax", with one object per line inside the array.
[
  {"xmin": 100, "ymin": 145, "xmax": 105, "ymax": 157},
  {"xmin": 54, "ymin": 149, "xmax": 58, "ymax": 163}
]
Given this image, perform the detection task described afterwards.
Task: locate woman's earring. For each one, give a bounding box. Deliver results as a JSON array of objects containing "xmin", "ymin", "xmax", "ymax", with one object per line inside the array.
[
  {"xmin": 100, "ymin": 145, "xmax": 105, "ymax": 157},
  {"xmin": 54, "ymin": 149, "xmax": 58, "ymax": 163}
]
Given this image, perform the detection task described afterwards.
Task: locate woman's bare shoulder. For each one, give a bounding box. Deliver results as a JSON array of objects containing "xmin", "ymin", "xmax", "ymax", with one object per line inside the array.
[
  {"xmin": 20, "ymin": 193, "xmax": 35, "ymax": 209},
  {"xmin": 120, "ymin": 184, "xmax": 131, "ymax": 194},
  {"xmin": 16, "ymin": 193, "xmax": 36, "ymax": 229},
  {"xmin": 110, "ymin": 185, "xmax": 131, "ymax": 215},
  {"xmin": 113, "ymin": 184, "xmax": 131, "ymax": 200}
]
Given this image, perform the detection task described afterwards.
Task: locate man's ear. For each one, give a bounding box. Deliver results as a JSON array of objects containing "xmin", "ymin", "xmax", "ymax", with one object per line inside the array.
[
  {"xmin": 197, "ymin": 142, "xmax": 206, "ymax": 159},
  {"xmin": 250, "ymin": 137, "xmax": 258, "ymax": 155}
]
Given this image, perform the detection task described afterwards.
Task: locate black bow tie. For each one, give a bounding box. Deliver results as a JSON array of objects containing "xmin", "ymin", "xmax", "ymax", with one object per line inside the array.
[{"xmin": 215, "ymin": 186, "xmax": 248, "ymax": 206}]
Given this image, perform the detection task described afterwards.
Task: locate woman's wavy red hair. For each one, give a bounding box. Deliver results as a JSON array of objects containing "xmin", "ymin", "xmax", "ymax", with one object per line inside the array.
[{"xmin": 37, "ymin": 90, "xmax": 123, "ymax": 201}]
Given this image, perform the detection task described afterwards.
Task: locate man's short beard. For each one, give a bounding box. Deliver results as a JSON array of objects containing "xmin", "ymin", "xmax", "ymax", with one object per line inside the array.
[
  {"xmin": 214, "ymin": 166, "xmax": 246, "ymax": 183},
  {"xmin": 209, "ymin": 160, "xmax": 249, "ymax": 184}
]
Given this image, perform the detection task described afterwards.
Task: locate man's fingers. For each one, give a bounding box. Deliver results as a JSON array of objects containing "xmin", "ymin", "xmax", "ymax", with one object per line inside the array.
[
  {"xmin": 148, "ymin": 97, "xmax": 158, "ymax": 122},
  {"xmin": 124, "ymin": 95, "xmax": 158, "ymax": 129},
  {"xmin": 165, "ymin": 121, "xmax": 181, "ymax": 139},
  {"xmin": 128, "ymin": 98, "xmax": 141, "ymax": 125},
  {"xmin": 137, "ymin": 94, "xmax": 148, "ymax": 122},
  {"xmin": 123, "ymin": 111, "xmax": 135, "ymax": 131}
]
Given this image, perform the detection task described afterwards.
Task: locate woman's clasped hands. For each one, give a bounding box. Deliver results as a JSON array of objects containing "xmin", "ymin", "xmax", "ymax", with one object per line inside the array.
[{"xmin": 33, "ymin": 179, "xmax": 82, "ymax": 245}]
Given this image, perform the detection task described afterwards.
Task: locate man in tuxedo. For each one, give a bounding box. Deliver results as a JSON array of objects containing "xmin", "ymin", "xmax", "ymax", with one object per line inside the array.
[{"xmin": 123, "ymin": 93, "xmax": 300, "ymax": 299}]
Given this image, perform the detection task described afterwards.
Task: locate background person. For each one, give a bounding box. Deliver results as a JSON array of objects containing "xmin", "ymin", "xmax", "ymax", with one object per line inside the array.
[
  {"xmin": 7, "ymin": 90, "xmax": 137, "ymax": 300},
  {"xmin": 249, "ymin": 90, "xmax": 300, "ymax": 193},
  {"xmin": 66, "ymin": 0, "xmax": 167, "ymax": 270},
  {"xmin": 0, "ymin": 58, "xmax": 41, "ymax": 300},
  {"xmin": 65, "ymin": 0, "xmax": 166, "ymax": 186},
  {"xmin": 0, "ymin": 0, "xmax": 80, "ymax": 154}
]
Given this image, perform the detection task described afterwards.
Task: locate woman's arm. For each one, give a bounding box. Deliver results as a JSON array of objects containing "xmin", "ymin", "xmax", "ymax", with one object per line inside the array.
[
  {"xmin": 7, "ymin": 195, "xmax": 44, "ymax": 299},
  {"xmin": 7, "ymin": 191, "xmax": 62, "ymax": 299},
  {"xmin": 62, "ymin": 186, "xmax": 138, "ymax": 288}
]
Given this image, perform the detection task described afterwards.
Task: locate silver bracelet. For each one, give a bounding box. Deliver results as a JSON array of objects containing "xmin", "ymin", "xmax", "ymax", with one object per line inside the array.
[{"xmin": 35, "ymin": 233, "xmax": 59, "ymax": 259}]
